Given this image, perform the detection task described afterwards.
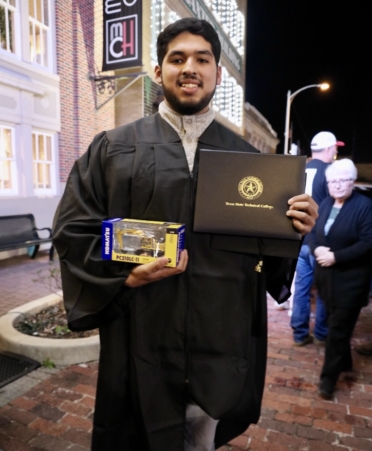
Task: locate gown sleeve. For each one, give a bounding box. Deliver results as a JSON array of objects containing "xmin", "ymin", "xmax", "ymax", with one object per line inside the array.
[
  {"xmin": 52, "ymin": 132, "xmax": 136, "ymax": 331},
  {"xmin": 264, "ymin": 255, "xmax": 297, "ymax": 303}
]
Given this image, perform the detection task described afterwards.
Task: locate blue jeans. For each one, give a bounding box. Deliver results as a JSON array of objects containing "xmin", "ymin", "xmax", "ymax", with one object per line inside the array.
[{"xmin": 290, "ymin": 244, "xmax": 328, "ymax": 342}]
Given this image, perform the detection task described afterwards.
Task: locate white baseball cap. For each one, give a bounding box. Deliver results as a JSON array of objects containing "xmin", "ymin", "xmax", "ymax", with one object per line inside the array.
[{"xmin": 311, "ymin": 132, "xmax": 345, "ymax": 151}]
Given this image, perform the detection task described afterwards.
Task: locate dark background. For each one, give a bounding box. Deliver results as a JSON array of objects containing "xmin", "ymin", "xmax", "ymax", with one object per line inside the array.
[{"xmin": 245, "ymin": 2, "xmax": 371, "ymax": 161}]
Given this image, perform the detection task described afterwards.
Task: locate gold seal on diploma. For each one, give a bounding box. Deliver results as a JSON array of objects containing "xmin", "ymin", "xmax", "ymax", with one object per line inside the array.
[{"xmin": 238, "ymin": 176, "xmax": 263, "ymax": 200}]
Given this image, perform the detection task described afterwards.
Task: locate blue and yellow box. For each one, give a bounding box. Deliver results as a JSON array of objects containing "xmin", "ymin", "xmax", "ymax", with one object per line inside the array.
[{"xmin": 102, "ymin": 218, "xmax": 185, "ymax": 267}]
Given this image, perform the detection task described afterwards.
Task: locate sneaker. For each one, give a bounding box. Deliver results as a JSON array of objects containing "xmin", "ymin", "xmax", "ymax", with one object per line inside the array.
[
  {"xmin": 355, "ymin": 342, "xmax": 372, "ymax": 356},
  {"xmin": 293, "ymin": 335, "xmax": 313, "ymax": 347},
  {"xmin": 313, "ymin": 336, "xmax": 326, "ymax": 346},
  {"xmin": 274, "ymin": 300, "xmax": 290, "ymax": 310}
]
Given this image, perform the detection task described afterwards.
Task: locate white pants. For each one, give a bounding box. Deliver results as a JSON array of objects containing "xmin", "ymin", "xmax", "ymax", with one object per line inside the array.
[{"xmin": 184, "ymin": 404, "xmax": 219, "ymax": 451}]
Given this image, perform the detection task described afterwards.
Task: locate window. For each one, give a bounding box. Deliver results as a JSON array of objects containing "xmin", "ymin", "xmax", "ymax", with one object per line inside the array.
[
  {"xmin": 29, "ymin": 0, "xmax": 49, "ymax": 66},
  {"xmin": 0, "ymin": 0, "xmax": 17, "ymax": 53},
  {"xmin": 0, "ymin": 125, "xmax": 17, "ymax": 195},
  {"xmin": 32, "ymin": 131, "xmax": 55, "ymax": 194}
]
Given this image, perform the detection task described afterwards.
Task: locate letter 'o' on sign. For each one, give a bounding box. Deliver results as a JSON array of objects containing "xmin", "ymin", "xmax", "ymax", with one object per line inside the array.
[{"xmin": 123, "ymin": 0, "xmax": 137, "ymax": 5}]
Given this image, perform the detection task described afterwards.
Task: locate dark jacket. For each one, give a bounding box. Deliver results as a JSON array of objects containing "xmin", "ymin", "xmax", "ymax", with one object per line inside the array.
[
  {"xmin": 303, "ymin": 159, "xmax": 330, "ymax": 245},
  {"xmin": 311, "ymin": 191, "xmax": 372, "ymax": 309},
  {"xmin": 53, "ymin": 114, "xmax": 295, "ymax": 450}
]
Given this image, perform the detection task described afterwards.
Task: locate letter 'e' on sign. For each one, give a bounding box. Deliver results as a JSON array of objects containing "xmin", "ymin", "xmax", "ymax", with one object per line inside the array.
[{"xmin": 103, "ymin": 0, "xmax": 142, "ymax": 71}]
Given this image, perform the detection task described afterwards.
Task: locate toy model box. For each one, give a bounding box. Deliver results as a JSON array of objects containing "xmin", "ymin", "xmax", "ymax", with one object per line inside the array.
[{"xmin": 102, "ymin": 219, "xmax": 185, "ymax": 267}]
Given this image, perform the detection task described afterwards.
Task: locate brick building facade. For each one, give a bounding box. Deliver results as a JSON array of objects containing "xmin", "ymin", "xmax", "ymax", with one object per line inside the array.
[
  {"xmin": 55, "ymin": 1, "xmax": 114, "ymax": 182},
  {"xmin": 244, "ymin": 102, "xmax": 279, "ymax": 154}
]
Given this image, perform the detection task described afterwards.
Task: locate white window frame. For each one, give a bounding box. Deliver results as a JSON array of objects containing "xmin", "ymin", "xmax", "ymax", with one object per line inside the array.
[
  {"xmin": 28, "ymin": 0, "xmax": 51, "ymax": 68},
  {"xmin": 0, "ymin": 124, "xmax": 18, "ymax": 196},
  {"xmin": 0, "ymin": 0, "xmax": 18, "ymax": 55},
  {"xmin": 32, "ymin": 130, "xmax": 56, "ymax": 196}
]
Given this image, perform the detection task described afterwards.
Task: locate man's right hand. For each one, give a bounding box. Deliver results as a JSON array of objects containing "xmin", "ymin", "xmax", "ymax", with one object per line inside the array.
[{"xmin": 124, "ymin": 249, "xmax": 188, "ymax": 288}]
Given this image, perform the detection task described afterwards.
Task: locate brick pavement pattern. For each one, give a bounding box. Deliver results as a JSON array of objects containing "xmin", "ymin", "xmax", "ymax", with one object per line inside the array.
[
  {"xmin": 0, "ymin": 252, "xmax": 57, "ymax": 317},
  {"xmin": 1, "ymin": 253, "xmax": 372, "ymax": 450}
]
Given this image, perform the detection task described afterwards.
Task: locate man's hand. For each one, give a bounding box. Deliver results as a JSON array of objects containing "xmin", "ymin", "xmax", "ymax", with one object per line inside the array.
[
  {"xmin": 314, "ymin": 246, "xmax": 335, "ymax": 267},
  {"xmin": 124, "ymin": 249, "xmax": 188, "ymax": 288},
  {"xmin": 286, "ymin": 194, "xmax": 318, "ymax": 235}
]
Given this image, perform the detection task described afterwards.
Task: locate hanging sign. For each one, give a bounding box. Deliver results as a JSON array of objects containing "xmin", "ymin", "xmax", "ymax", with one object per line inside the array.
[{"xmin": 102, "ymin": 0, "xmax": 142, "ymax": 71}]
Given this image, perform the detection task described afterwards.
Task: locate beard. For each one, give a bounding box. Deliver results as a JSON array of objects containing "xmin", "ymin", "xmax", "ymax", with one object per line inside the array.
[{"xmin": 161, "ymin": 83, "xmax": 216, "ymax": 116}]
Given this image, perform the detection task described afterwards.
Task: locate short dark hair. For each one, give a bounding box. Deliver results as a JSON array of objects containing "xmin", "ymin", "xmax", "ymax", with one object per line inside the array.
[{"xmin": 157, "ymin": 18, "xmax": 221, "ymax": 67}]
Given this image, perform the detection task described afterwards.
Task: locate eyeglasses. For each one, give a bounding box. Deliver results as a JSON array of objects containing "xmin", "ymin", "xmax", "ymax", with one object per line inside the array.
[{"xmin": 327, "ymin": 179, "xmax": 353, "ymax": 186}]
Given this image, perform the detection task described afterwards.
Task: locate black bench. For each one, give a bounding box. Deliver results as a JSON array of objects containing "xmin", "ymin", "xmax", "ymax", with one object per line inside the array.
[{"xmin": 0, "ymin": 214, "xmax": 54, "ymax": 261}]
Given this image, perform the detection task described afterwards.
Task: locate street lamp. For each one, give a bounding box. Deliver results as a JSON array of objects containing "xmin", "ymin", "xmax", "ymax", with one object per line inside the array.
[{"xmin": 283, "ymin": 83, "xmax": 330, "ymax": 155}]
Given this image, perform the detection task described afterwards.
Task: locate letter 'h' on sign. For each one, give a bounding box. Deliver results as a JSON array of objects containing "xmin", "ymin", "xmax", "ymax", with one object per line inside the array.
[{"xmin": 122, "ymin": 18, "xmax": 134, "ymax": 56}]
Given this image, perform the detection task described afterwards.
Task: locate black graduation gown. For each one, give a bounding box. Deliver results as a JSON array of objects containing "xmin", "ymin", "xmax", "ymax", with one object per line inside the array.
[{"xmin": 53, "ymin": 114, "xmax": 294, "ymax": 450}]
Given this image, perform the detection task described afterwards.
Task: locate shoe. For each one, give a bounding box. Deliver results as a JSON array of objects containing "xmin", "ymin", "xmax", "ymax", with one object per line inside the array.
[
  {"xmin": 318, "ymin": 380, "xmax": 334, "ymax": 400},
  {"xmin": 355, "ymin": 343, "xmax": 372, "ymax": 356},
  {"xmin": 318, "ymin": 387, "xmax": 334, "ymax": 400},
  {"xmin": 274, "ymin": 300, "xmax": 289, "ymax": 310},
  {"xmin": 313, "ymin": 336, "xmax": 326, "ymax": 346},
  {"xmin": 293, "ymin": 335, "xmax": 313, "ymax": 347}
]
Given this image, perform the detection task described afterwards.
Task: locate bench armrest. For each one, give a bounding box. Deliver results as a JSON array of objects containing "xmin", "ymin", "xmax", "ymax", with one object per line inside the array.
[{"xmin": 36, "ymin": 227, "xmax": 52, "ymax": 238}]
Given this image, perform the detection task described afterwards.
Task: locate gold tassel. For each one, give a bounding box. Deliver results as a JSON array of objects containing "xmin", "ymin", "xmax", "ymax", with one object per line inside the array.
[{"xmin": 255, "ymin": 260, "xmax": 263, "ymax": 273}]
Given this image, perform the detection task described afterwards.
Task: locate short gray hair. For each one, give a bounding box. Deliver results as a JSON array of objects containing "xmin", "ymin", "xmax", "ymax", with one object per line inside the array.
[{"xmin": 325, "ymin": 158, "xmax": 357, "ymax": 181}]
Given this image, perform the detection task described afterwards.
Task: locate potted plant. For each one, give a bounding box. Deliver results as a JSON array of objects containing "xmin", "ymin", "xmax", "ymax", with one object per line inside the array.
[{"xmin": 0, "ymin": 263, "xmax": 99, "ymax": 366}]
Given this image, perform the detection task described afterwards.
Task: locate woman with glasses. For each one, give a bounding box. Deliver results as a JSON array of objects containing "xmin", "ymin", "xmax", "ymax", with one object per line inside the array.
[{"xmin": 311, "ymin": 158, "xmax": 372, "ymax": 400}]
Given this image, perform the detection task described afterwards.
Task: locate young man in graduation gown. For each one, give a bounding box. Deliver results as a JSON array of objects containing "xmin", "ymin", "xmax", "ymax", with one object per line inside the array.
[{"xmin": 53, "ymin": 18, "xmax": 318, "ymax": 451}]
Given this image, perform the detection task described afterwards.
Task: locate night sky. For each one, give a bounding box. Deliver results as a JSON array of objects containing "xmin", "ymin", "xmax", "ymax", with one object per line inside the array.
[{"xmin": 245, "ymin": 2, "xmax": 371, "ymax": 162}]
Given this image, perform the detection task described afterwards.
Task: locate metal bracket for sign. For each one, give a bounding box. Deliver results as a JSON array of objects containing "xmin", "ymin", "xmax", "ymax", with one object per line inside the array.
[{"xmin": 89, "ymin": 71, "xmax": 147, "ymax": 110}]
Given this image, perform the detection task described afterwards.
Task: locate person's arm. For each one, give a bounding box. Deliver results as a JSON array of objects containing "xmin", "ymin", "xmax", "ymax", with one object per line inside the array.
[
  {"xmin": 53, "ymin": 132, "xmax": 136, "ymax": 330},
  {"xmin": 332, "ymin": 202, "xmax": 372, "ymax": 263},
  {"xmin": 53, "ymin": 131, "xmax": 189, "ymax": 330},
  {"xmin": 309, "ymin": 197, "xmax": 334, "ymax": 267}
]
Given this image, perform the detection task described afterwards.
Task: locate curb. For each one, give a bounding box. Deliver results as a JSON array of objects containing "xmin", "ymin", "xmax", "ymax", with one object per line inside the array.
[{"xmin": 0, "ymin": 293, "xmax": 100, "ymax": 366}]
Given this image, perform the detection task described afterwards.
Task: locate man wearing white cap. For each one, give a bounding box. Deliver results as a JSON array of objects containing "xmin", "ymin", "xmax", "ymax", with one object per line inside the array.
[{"xmin": 290, "ymin": 131, "xmax": 345, "ymax": 346}]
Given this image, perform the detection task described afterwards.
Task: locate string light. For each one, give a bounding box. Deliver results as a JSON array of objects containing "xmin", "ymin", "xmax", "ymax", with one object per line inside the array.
[
  {"xmin": 214, "ymin": 68, "xmax": 243, "ymax": 126},
  {"xmin": 150, "ymin": 0, "xmax": 164, "ymax": 62},
  {"xmin": 168, "ymin": 11, "xmax": 181, "ymax": 25},
  {"xmin": 209, "ymin": 0, "xmax": 244, "ymax": 54}
]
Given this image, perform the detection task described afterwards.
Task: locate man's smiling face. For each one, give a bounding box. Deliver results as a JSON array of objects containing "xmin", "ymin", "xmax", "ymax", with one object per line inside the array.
[{"xmin": 155, "ymin": 32, "xmax": 222, "ymax": 115}]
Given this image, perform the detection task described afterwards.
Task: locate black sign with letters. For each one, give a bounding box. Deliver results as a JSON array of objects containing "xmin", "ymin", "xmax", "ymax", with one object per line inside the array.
[{"xmin": 102, "ymin": 0, "xmax": 142, "ymax": 71}]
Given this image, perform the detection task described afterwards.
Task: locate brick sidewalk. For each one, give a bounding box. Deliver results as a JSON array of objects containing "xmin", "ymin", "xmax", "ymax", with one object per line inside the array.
[
  {"xmin": 0, "ymin": 364, "xmax": 97, "ymax": 451},
  {"xmin": 0, "ymin": 251, "xmax": 56, "ymax": 317},
  {"xmin": 1, "ymin": 253, "xmax": 372, "ymax": 450}
]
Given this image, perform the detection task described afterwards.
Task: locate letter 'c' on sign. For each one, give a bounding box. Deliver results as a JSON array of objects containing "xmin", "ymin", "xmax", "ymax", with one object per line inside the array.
[
  {"xmin": 123, "ymin": 0, "xmax": 137, "ymax": 6},
  {"xmin": 109, "ymin": 36, "xmax": 123, "ymax": 58}
]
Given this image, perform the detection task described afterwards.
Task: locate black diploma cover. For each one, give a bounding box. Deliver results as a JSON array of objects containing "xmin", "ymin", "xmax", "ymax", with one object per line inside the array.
[{"xmin": 194, "ymin": 150, "xmax": 307, "ymax": 258}]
